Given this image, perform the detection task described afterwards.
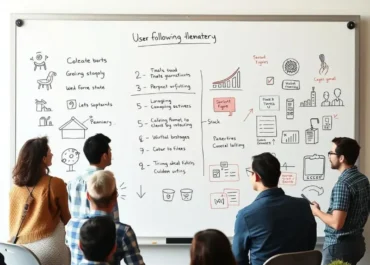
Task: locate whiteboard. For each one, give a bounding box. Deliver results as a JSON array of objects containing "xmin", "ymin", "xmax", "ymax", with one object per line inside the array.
[{"xmin": 11, "ymin": 15, "xmax": 359, "ymax": 243}]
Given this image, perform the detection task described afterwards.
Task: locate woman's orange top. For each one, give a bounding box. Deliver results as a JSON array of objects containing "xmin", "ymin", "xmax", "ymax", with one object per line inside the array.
[{"xmin": 9, "ymin": 175, "xmax": 71, "ymax": 244}]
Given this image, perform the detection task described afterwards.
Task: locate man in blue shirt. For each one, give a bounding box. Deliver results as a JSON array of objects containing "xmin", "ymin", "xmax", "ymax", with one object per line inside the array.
[
  {"xmin": 232, "ymin": 152, "xmax": 316, "ymax": 265},
  {"xmin": 311, "ymin": 137, "xmax": 369, "ymax": 265},
  {"xmin": 67, "ymin": 133, "xmax": 119, "ymax": 222}
]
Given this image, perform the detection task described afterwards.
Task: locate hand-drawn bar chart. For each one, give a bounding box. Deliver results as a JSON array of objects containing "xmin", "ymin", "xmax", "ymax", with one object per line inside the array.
[
  {"xmin": 212, "ymin": 67, "xmax": 241, "ymax": 88},
  {"xmin": 281, "ymin": 130, "xmax": 299, "ymax": 144}
]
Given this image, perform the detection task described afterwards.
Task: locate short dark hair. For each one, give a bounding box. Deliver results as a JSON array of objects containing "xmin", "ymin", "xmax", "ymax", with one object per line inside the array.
[
  {"xmin": 79, "ymin": 216, "xmax": 116, "ymax": 262},
  {"xmin": 251, "ymin": 152, "xmax": 281, "ymax": 188},
  {"xmin": 190, "ymin": 229, "xmax": 236, "ymax": 265},
  {"xmin": 332, "ymin": 137, "xmax": 360, "ymax": 165},
  {"xmin": 83, "ymin": 133, "xmax": 111, "ymax": 164},
  {"xmin": 12, "ymin": 136, "xmax": 50, "ymax": 186}
]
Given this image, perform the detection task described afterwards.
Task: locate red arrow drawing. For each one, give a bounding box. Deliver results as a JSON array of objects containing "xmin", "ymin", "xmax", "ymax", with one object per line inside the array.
[{"xmin": 243, "ymin": 108, "xmax": 254, "ymax": 122}]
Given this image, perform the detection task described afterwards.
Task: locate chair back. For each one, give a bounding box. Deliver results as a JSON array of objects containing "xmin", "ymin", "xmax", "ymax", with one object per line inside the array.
[
  {"xmin": 0, "ymin": 242, "xmax": 41, "ymax": 265},
  {"xmin": 263, "ymin": 250, "xmax": 322, "ymax": 265}
]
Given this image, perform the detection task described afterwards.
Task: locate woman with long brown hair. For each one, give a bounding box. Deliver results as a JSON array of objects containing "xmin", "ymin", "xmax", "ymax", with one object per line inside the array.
[
  {"xmin": 9, "ymin": 136, "xmax": 71, "ymax": 265},
  {"xmin": 190, "ymin": 229, "xmax": 236, "ymax": 265}
]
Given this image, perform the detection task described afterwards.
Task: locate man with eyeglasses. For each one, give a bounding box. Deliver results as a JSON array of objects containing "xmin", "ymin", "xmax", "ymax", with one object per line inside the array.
[
  {"xmin": 232, "ymin": 152, "xmax": 317, "ymax": 265},
  {"xmin": 311, "ymin": 137, "xmax": 369, "ymax": 265},
  {"xmin": 66, "ymin": 170, "xmax": 145, "ymax": 265}
]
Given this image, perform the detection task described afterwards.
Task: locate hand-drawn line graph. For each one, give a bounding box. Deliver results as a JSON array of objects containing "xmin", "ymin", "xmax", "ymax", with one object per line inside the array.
[{"xmin": 211, "ymin": 67, "xmax": 241, "ymax": 90}]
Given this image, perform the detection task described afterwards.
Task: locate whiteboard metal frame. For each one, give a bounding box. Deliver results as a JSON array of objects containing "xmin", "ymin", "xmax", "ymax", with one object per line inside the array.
[{"xmin": 10, "ymin": 14, "xmax": 360, "ymax": 245}]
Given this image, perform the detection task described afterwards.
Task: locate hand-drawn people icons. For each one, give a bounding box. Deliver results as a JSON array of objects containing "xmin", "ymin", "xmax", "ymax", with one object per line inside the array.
[{"xmin": 321, "ymin": 88, "xmax": 344, "ymax": 107}]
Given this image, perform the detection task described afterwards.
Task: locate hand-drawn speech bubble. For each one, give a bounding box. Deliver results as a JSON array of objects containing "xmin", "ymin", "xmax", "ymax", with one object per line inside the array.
[{"xmin": 213, "ymin": 97, "xmax": 236, "ymax": 116}]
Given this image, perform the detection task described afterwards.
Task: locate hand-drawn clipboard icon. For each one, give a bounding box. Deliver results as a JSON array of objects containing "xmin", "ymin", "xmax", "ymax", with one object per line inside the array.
[{"xmin": 303, "ymin": 154, "xmax": 325, "ymax": 181}]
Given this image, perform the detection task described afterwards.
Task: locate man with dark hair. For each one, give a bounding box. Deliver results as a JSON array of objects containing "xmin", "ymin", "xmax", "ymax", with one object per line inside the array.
[
  {"xmin": 232, "ymin": 152, "xmax": 316, "ymax": 265},
  {"xmin": 311, "ymin": 137, "xmax": 369, "ymax": 265},
  {"xmin": 79, "ymin": 216, "xmax": 117, "ymax": 265},
  {"xmin": 67, "ymin": 133, "xmax": 119, "ymax": 222},
  {"xmin": 66, "ymin": 170, "xmax": 145, "ymax": 265}
]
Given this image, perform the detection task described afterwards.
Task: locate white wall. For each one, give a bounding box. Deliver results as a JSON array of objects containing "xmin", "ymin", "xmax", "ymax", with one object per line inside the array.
[{"xmin": 1, "ymin": 1, "xmax": 370, "ymax": 265}]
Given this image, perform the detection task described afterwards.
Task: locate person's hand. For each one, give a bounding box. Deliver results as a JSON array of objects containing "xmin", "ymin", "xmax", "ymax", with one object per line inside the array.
[{"xmin": 310, "ymin": 201, "xmax": 321, "ymax": 216}]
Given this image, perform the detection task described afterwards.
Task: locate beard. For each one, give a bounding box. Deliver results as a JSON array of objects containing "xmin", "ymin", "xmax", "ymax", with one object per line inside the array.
[{"xmin": 330, "ymin": 161, "xmax": 340, "ymax": 169}]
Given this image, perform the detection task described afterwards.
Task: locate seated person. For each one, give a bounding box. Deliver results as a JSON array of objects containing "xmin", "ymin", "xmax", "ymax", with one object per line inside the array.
[
  {"xmin": 78, "ymin": 216, "xmax": 117, "ymax": 265},
  {"xmin": 232, "ymin": 152, "xmax": 317, "ymax": 265},
  {"xmin": 190, "ymin": 229, "xmax": 236, "ymax": 265},
  {"xmin": 66, "ymin": 170, "xmax": 145, "ymax": 265}
]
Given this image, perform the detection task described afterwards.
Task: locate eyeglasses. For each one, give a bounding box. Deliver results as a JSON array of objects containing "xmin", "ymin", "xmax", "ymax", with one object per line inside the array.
[
  {"xmin": 245, "ymin": 168, "xmax": 254, "ymax": 176},
  {"xmin": 328, "ymin": 151, "xmax": 338, "ymax": 157}
]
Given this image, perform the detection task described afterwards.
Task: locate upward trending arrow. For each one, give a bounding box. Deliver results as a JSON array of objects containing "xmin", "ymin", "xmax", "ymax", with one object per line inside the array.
[
  {"xmin": 136, "ymin": 185, "xmax": 146, "ymax": 198},
  {"xmin": 243, "ymin": 108, "xmax": 254, "ymax": 122}
]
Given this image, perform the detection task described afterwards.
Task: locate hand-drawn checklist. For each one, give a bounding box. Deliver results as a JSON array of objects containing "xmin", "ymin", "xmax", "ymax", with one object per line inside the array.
[
  {"xmin": 61, "ymin": 148, "xmax": 80, "ymax": 172},
  {"xmin": 303, "ymin": 154, "xmax": 325, "ymax": 181},
  {"xmin": 300, "ymin": 87, "xmax": 316, "ymax": 107},
  {"xmin": 259, "ymin": 96, "xmax": 280, "ymax": 111},
  {"xmin": 223, "ymin": 189, "xmax": 240, "ymax": 206},
  {"xmin": 279, "ymin": 172, "xmax": 297, "ymax": 186},
  {"xmin": 35, "ymin": 99, "xmax": 52, "ymax": 112},
  {"xmin": 256, "ymin": 116, "xmax": 277, "ymax": 137},
  {"xmin": 209, "ymin": 162, "xmax": 239, "ymax": 182},
  {"xmin": 305, "ymin": 118, "xmax": 319, "ymax": 144},
  {"xmin": 213, "ymin": 98, "xmax": 236, "ymax": 116},
  {"xmin": 266, "ymin": 76, "xmax": 274, "ymax": 85},
  {"xmin": 30, "ymin": 52, "xmax": 48, "ymax": 71}
]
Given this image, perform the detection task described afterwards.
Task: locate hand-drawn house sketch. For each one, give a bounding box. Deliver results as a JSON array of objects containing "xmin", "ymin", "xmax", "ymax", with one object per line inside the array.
[{"xmin": 59, "ymin": 116, "xmax": 88, "ymax": 139}]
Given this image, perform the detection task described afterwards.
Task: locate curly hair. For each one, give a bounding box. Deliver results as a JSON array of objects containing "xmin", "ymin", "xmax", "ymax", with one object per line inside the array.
[{"xmin": 12, "ymin": 136, "xmax": 50, "ymax": 186}]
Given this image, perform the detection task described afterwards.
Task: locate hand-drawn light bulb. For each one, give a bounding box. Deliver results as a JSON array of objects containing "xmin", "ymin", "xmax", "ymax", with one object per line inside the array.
[{"xmin": 61, "ymin": 148, "xmax": 80, "ymax": 172}]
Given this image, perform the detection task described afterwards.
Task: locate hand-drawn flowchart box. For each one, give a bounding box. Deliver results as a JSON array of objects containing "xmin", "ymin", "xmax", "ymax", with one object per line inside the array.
[
  {"xmin": 209, "ymin": 163, "xmax": 240, "ymax": 182},
  {"xmin": 210, "ymin": 189, "xmax": 240, "ymax": 209}
]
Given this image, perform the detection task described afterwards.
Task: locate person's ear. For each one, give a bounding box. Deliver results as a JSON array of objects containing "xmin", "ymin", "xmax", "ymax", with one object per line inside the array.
[
  {"xmin": 87, "ymin": 192, "xmax": 91, "ymax": 201},
  {"xmin": 78, "ymin": 240, "xmax": 81, "ymax": 250},
  {"xmin": 255, "ymin": 173, "xmax": 262, "ymax": 183},
  {"xmin": 339, "ymin": 155, "xmax": 345, "ymax": 163}
]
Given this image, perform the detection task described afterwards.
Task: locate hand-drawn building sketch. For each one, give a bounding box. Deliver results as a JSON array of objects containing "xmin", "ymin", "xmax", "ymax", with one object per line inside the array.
[{"xmin": 59, "ymin": 116, "xmax": 88, "ymax": 139}]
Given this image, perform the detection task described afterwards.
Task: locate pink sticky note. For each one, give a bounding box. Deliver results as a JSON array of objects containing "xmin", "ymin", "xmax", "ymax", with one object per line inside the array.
[{"xmin": 213, "ymin": 97, "xmax": 236, "ymax": 116}]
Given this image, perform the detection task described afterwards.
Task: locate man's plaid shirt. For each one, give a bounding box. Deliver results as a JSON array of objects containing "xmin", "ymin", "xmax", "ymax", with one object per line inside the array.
[
  {"xmin": 67, "ymin": 166, "xmax": 119, "ymax": 221},
  {"xmin": 66, "ymin": 210, "xmax": 145, "ymax": 265},
  {"xmin": 324, "ymin": 166, "xmax": 370, "ymax": 249}
]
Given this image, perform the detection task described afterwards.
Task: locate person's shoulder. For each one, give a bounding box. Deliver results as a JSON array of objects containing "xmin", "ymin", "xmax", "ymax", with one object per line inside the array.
[{"xmin": 116, "ymin": 222, "xmax": 138, "ymax": 238}]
